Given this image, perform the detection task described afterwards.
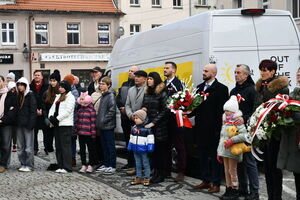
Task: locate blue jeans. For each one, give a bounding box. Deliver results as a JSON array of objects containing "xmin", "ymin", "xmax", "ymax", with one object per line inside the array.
[
  {"xmin": 100, "ymin": 129, "xmax": 116, "ymax": 168},
  {"xmin": 238, "ymin": 152, "xmax": 260, "ymax": 193},
  {"xmin": 134, "ymin": 152, "xmax": 150, "ymax": 178}
]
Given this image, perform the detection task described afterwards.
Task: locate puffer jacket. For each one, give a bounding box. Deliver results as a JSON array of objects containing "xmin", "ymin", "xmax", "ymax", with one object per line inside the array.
[
  {"xmin": 48, "ymin": 92, "xmax": 75, "ymax": 126},
  {"xmin": 96, "ymin": 90, "xmax": 116, "ymax": 130},
  {"xmin": 277, "ymin": 87, "xmax": 300, "ymax": 173},
  {"xmin": 16, "ymin": 77, "xmax": 37, "ymax": 129},
  {"xmin": 217, "ymin": 111, "xmax": 249, "ymax": 162},
  {"xmin": 127, "ymin": 120, "xmax": 154, "ymax": 153},
  {"xmin": 142, "ymin": 83, "xmax": 168, "ymax": 142}
]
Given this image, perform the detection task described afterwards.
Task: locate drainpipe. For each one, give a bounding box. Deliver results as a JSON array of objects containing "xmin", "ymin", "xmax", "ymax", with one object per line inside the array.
[
  {"xmin": 189, "ymin": 0, "xmax": 192, "ymax": 16},
  {"xmin": 28, "ymin": 13, "xmax": 33, "ymax": 80}
]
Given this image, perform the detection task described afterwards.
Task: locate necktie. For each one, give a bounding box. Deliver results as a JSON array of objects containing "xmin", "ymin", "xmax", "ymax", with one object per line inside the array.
[{"xmin": 204, "ymin": 83, "xmax": 210, "ymax": 91}]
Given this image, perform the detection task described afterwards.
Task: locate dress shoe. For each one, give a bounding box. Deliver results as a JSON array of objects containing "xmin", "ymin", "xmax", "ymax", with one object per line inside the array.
[
  {"xmin": 0, "ymin": 166, "xmax": 6, "ymax": 173},
  {"xmin": 193, "ymin": 182, "xmax": 212, "ymax": 189},
  {"xmin": 175, "ymin": 173, "xmax": 185, "ymax": 182},
  {"xmin": 208, "ymin": 186, "xmax": 220, "ymax": 193}
]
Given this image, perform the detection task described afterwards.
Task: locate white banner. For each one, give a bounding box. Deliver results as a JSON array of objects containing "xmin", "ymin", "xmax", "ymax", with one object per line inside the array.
[{"xmin": 40, "ymin": 53, "xmax": 110, "ymax": 62}]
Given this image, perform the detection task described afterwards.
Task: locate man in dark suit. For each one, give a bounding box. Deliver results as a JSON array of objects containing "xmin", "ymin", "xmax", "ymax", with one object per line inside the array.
[{"xmin": 192, "ymin": 64, "xmax": 229, "ymax": 193}]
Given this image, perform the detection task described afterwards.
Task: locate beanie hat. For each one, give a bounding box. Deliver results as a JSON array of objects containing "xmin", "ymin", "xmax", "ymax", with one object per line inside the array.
[
  {"xmin": 6, "ymin": 72, "xmax": 15, "ymax": 81},
  {"xmin": 63, "ymin": 74, "xmax": 75, "ymax": 85},
  {"xmin": 7, "ymin": 81, "xmax": 16, "ymax": 90},
  {"xmin": 49, "ymin": 69, "xmax": 61, "ymax": 82},
  {"xmin": 59, "ymin": 80, "xmax": 71, "ymax": 93},
  {"xmin": 133, "ymin": 109, "xmax": 147, "ymax": 122},
  {"xmin": 223, "ymin": 95, "xmax": 239, "ymax": 113}
]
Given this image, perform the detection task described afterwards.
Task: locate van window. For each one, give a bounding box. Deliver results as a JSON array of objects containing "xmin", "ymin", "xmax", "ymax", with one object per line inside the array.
[
  {"xmin": 254, "ymin": 16, "xmax": 299, "ymax": 46},
  {"xmin": 212, "ymin": 16, "xmax": 257, "ymax": 48}
]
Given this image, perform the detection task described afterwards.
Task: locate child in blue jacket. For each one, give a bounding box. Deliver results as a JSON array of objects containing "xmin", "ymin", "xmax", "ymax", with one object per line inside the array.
[{"xmin": 128, "ymin": 109, "xmax": 154, "ymax": 186}]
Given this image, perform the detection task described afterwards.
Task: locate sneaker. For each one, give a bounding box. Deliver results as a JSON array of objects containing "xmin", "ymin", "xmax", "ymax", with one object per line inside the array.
[
  {"xmin": 55, "ymin": 169, "xmax": 63, "ymax": 173},
  {"xmin": 103, "ymin": 167, "xmax": 116, "ymax": 175},
  {"xmin": 96, "ymin": 165, "xmax": 108, "ymax": 172},
  {"xmin": 245, "ymin": 192, "xmax": 259, "ymax": 200},
  {"xmin": 21, "ymin": 166, "xmax": 32, "ymax": 172},
  {"xmin": 143, "ymin": 178, "xmax": 150, "ymax": 186},
  {"xmin": 18, "ymin": 166, "xmax": 26, "ymax": 172},
  {"xmin": 79, "ymin": 165, "xmax": 87, "ymax": 173},
  {"xmin": 60, "ymin": 169, "xmax": 68, "ymax": 173},
  {"xmin": 86, "ymin": 165, "xmax": 93, "ymax": 173}
]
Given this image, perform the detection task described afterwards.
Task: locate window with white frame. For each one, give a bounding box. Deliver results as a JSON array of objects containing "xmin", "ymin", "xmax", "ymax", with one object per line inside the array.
[
  {"xmin": 198, "ymin": 0, "xmax": 207, "ymax": 6},
  {"xmin": 98, "ymin": 24, "xmax": 110, "ymax": 45},
  {"xmin": 293, "ymin": 0, "xmax": 300, "ymax": 18},
  {"xmin": 35, "ymin": 23, "xmax": 48, "ymax": 45},
  {"xmin": 1, "ymin": 22, "xmax": 15, "ymax": 45},
  {"xmin": 152, "ymin": 0, "xmax": 160, "ymax": 6},
  {"xmin": 262, "ymin": 0, "xmax": 269, "ymax": 9},
  {"xmin": 173, "ymin": 0, "xmax": 182, "ymax": 7},
  {"xmin": 67, "ymin": 23, "xmax": 80, "ymax": 45},
  {"xmin": 151, "ymin": 24, "xmax": 161, "ymax": 28},
  {"xmin": 130, "ymin": 24, "xmax": 140, "ymax": 35},
  {"xmin": 130, "ymin": 0, "xmax": 139, "ymax": 6}
]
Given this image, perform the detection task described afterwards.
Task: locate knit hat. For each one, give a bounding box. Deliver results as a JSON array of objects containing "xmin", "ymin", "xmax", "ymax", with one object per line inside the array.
[
  {"xmin": 223, "ymin": 95, "xmax": 239, "ymax": 113},
  {"xmin": 63, "ymin": 74, "xmax": 75, "ymax": 85},
  {"xmin": 6, "ymin": 72, "xmax": 15, "ymax": 81},
  {"xmin": 7, "ymin": 81, "xmax": 16, "ymax": 91},
  {"xmin": 59, "ymin": 80, "xmax": 71, "ymax": 93},
  {"xmin": 49, "ymin": 69, "xmax": 61, "ymax": 82},
  {"xmin": 133, "ymin": 109, "xmax": 147, "ymax": 122}
]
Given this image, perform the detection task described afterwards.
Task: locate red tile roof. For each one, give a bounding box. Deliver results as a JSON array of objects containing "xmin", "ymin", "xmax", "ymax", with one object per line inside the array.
[{"xmin": 0, "ymin": 0, "xmax": 122, "ymax": 14}]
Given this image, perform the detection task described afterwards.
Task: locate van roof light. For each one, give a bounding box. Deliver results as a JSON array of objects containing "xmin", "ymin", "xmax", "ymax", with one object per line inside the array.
[{"xmin": 241, "ymin": 9, "xmax": 265, "ymax": 15}]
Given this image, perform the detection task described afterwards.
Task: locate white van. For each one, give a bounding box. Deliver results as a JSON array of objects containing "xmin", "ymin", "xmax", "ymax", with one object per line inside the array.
[{"xmin": 107, "ymin": 9, "xmax": 300, "ymax": 91}]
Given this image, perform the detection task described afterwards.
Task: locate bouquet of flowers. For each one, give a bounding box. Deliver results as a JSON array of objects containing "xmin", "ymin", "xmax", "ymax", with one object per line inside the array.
[
  {"xmin": 166, "ymin": 76, "xmax": 208, "ymax": 128},
  {"xmin": 248, "ymin": 94, "xmax": 300, "ymax": 161}
]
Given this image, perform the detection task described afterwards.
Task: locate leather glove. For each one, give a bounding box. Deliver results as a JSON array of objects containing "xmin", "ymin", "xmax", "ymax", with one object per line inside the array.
[
  {"xmin": 217, "ymin": 155, "xmax": 223, "ymax": 164},
  {"xmin": 44, "ymin": 118, "xmax": 51, "ymax": 127},
  {"xmin": 49, "ymin": 116, "xmax": 59, "ymax": 127},
  {"xmin": 224, "ymin": 139, "xmax": 234, "ymax": 149},
  {"xmin": 145, "ymin": 122, "xmax": 155, "ymax": 129}
]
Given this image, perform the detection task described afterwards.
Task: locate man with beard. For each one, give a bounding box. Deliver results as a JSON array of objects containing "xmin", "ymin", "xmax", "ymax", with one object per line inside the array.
[
  {"xmin": 163, "ymin": 61, "xmax": 186, "ymax": 182},
  {"xmin": 192, "ymin": 64, "xmax": 228, "ymax": 193}
]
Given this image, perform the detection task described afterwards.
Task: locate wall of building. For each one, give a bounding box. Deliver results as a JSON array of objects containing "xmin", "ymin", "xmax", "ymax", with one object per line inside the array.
[{"xmin": 0, "ymin": 12, "xmax": 30, "ymax": 80}]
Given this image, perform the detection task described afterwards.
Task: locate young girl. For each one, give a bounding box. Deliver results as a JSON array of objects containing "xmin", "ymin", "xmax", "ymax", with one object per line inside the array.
[
  {"xmin": 96, "ymin": 77, "xmax": 117, "ymax": 175},
  {"xmin": 128, "ymin": 109, "xmax": 154, "ymax": 186},
  {"xmin": 48, "ymin": 80, "xmax": 75, "ymax": 173},
  {"xmin": 217, "ymin": 95, "xmax": 249, "ymax": 199},
  {"xmin": 15, "ymin": 77, "xmax": 37, "ymax": 172},
  {"xmin": 42, "ymin": 70, "xmax": 60, "ymax": 170},
  {"xmin": 75, "ymin": 92, "xmax": 97, "ymax": 173}
]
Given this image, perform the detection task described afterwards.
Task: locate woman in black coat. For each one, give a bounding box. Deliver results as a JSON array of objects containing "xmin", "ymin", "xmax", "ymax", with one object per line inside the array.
[
  {"xmin": 254, "ymin": 59, "xmax": 289, "ymax": 200},
  {"xmin": 142, "ymin": 72, "xmax": 168, "ymax": 183}
]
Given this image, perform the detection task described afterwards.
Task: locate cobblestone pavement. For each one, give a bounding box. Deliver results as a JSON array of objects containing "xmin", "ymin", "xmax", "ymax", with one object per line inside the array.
[{"xmin": 0, "ymin": 136, "xmax": 297, "ymax": 200}]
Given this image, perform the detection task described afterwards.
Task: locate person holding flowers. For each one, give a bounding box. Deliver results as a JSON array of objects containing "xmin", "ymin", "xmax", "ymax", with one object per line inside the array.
[
  {"xmin": 254, "ymin": 59, "xmax": 289, "ymax": 200},
  {"xmin": 277, "ymin": 67, "xmax": 300, "ymax": 200}
]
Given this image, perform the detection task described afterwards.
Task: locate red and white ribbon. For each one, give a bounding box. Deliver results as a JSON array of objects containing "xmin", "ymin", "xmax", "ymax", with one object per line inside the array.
[
  {"xmin": 201, "ymin": 91, "xmax": 209, "ymax": 101},
  {"xmin": 236, "ymin": 94, "xmax": 245, "ymax": 104},
  {"xmin": 174, "ymin": 110, "xmax": 193, "ymax": 128}
]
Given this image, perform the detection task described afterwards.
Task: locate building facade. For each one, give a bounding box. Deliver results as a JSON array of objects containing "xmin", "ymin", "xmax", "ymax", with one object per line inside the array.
[{"xmin": 0, "ymin": 0, "xmax": 122, "ymax": 87}]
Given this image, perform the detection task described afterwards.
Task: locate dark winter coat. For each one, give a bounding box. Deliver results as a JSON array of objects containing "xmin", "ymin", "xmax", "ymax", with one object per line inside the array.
[
  {"xmin": 164, "ymin": 76, "xmax": 183, "ymax": 97},
  {"xmin": 0, "ymin": 91, "xmax": 18, "ymax": 125},
  {"xmin": 230, "ymin": 76, "xmax": 257, "ymax": 124},
  {"xmin": 192, "ymin": 79, "xmax": 229, "ymax": 147},
  {"xmin": 16, "ymin": 91, "xmax": 37, "ymax": 130},
  {"xmin": 254, "ymin": 76, "xmax": 289, "ymax": 109},
  {"xmin": 30, "ymin": 80, "xmax": 48, "ymax": 129},
  {"xmin": 96, "ymin": 91, "xmax": 116, "ymax": 130},
  {"xmin": 142, "ymin": 83, "xmax": 168, "ymax": 142},
  {"xmin": 116, "ymin": 79, "xmax": 135, "ymax": 109},
  {"xmin": 277, "ymin": 87, "xmax": 300, "ymax": 173}
]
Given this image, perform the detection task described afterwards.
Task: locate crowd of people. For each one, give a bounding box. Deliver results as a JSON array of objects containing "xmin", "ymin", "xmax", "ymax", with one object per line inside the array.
[{"xmin": 0, "ymin": 60, "xmax": 299, "ymax": 200}]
